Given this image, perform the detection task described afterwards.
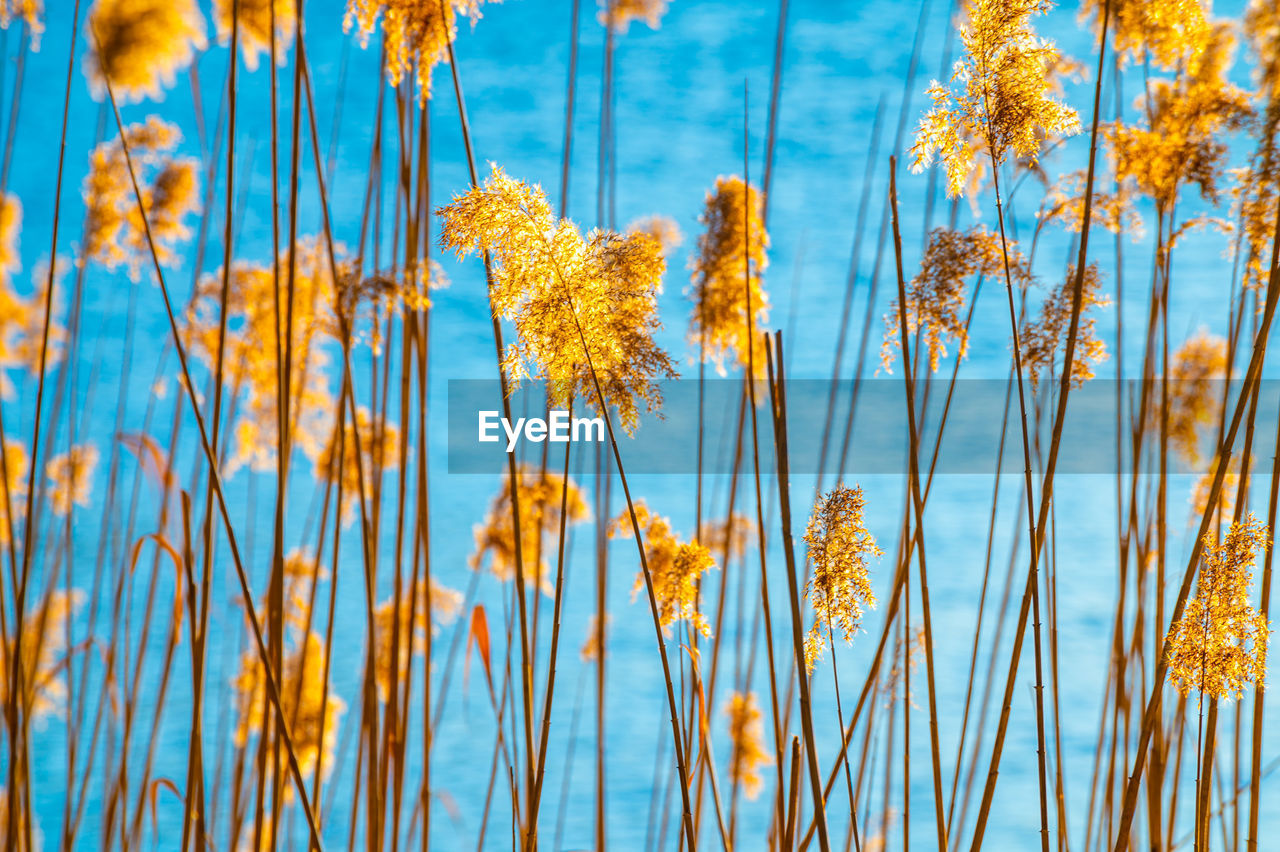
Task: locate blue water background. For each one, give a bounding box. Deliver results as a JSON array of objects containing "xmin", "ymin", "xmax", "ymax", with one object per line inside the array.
[{"xmin": 3, "ymin": 0, "xmax": 1275, "ymax": 848}]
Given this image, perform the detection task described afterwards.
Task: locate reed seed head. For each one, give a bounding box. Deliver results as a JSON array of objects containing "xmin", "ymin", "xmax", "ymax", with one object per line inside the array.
[
  {"xmin": 611, "ymin": 501, "xmax": 715, "ymax": 637},
  {"xmin": 1106, "ymin": 22, "xmax": 1251, "ymax": 208},
  {"xmin": 688, "ymin": 176, "xmax": 770, "ymax": 379},
  {"xmin": 1166, "ymin": 330, "xmax": 1228, "ymax": 466},
  {"xmin": 470, "ymin": 466, "xmax": 589, "ymax": 595},
  {"xmin": 882, "ymin": 226, "xmax": 1011, "ymax": 374},
  {"xmin": 802, "ymin": 485, "xmax": 880, "ymax": 674},
  {"xmin": 725, "ymin": 691, "xmax": 771, "ymax": 800},
  {"xmin": 345, "ymin": 0, "xmax": 489, "ymax": 104},
  {"xmin": 213, "ymin": 0, "xmax": 295, "ymax": 70},
  {"xmin": 85, "ymin": 0, "xmax": 207, "ymax": 103},
  {"xmin": 1021, "ymin": 263, "xmax": 1110, "ymax": 391},
  {"xmin": 46, "ymin": 444, "xmax": 98, "ymax": 516},
  {"xmin": 600, "ymin": 0, "xmax": 669, "ymax": 32},
  {"xmin": 439, "ymin": 165, "xmax": 677, "ymax": 432},
  {"xmin": 1166, "ymin": 513, "xmax": 1271, "ymax": 700},
  {"xmin": 233, "ymin": 631, "xmax": 346, "ymax": 794},
  {"xmin": 82, "ymin": 117, "xmax": 200, "ymax": 280},
  {"xmin": 910, "ymin": 0, "xmax": 1081, "ymax": 198}
]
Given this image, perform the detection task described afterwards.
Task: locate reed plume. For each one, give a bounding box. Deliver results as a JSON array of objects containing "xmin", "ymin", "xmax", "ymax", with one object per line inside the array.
[
  {"xmin": 1189, "ymin": 454, "xmax": 1246, "ymax": 526},
  {"xmin": 725, "ymin": 690, "xmax": 771, "ymax": 800},
  {"xmin": 213, "ymin": 0, "xmax": 295, "ymax": 69},
  {"xmin": 315, "ymin": 405, "xmax": 400, "ymax": 524},
  {"xmin": 184, "ymin": 239, "xmax": 340, "ymax": 475},
  {"xmin": 0, "ymin": 590, "xmax": 83, "ymax": 720},
  {"xmin": 1106, "ymin": 22, "xmax": 1251, "ymax": 209},
  {"xmin": 610, "ymin": 500, "xmax": 716, "ymax": 637},
  {"xmin": 881, "ymin": 226, "xmax": 1008, "ymax": 374},
  {"xmin": 82, "ymin": 117, "xmax": 200, "ymax": 279},
  {"xmin": 910, "ymin": 0, "xmax": 1081, "ymax": 198},
  {"xmin": 1082, "ymin": 0, "xmax": 1209, "ymax": 70},
  {"xmin": 1166, "ymin": 330, "xmax": 1228, "ymax": 466},
  {"xmin": 0, "ymin": 194, "xmax": 22, "ymax": 276},
  {"xmin": 0, "ymin": 1, "xmax": 40, "ymax": 44},
  {"xmin": 233, "ymin": 631, "xmax": 346, "ymax": 794},
  {"xmin": 85, "ymin": 0, "xmax": 207, "ymax": 102},
  {"xmin": 802, "ymin": 484, "xmax": 880, "ymax": 674},
  {"xmin": 344, "ymin": 0, "xmax": 489, "ymax": 103},
  {"xmin": 1166, "ymin": 514, "xmax": 1271, "ymax": 701},
  {"xmin": 371, "ymin": 578, "xmax": 463, "ymax": 700},
  {"xmin": 688, "ymin": 175, "xmax": 770, "ymax": 378},
  {"xmin": 45, "ymin": 443, "xmax": 98, "ymax": 516},
  {"xmin": 627, "ymin": 214, "xmax": 683, "ymax": 259},
  {"xmin": 0, "ymin": 441, "xmax": 25, "ymax": 544},
  {"xmin": 0, "ymin": 276, "xmax": 61, "ymax": 399},
  {"xmin": 439, "ymin": 165, "xmax": 677, "ymax": 431},
  {"xmin": 1022, "ymin": 263, "xmax": 1110, "ymax": 391},
  {"xmin": 1040, "ymin": 169, "xmax": 1143, "ymax": 237},
  {"xmin": 470, "ymin": 466, "xmax": 588, "ymax": 594},
  {"xmin": 600, "ymin": 0, "xmax": 669, "ymax": 32}
]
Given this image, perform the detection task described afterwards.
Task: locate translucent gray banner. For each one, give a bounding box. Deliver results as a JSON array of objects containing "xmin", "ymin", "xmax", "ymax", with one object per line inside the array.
[{"xmin": 446, "ymin": 378, "xmax": 1277, "ymax": 475}]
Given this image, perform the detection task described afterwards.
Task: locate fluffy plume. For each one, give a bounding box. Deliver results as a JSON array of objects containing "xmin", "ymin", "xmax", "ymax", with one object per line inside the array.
[
  {"xmin": 470, "ymin": 466, "xmax": 589, "ymax": 594},
  {"xmin": 882, "ymin": 226, "xmax": 1011, "ymax": 374},
  {"xmin": 82, "ymin": 117, "xmax": 200, "ymax": 279},
  {"xmin": 1021, "ymin": 263, "xmax": 1110, "ymax": 391},
  {"xmin": 725, "ymin": 691, "xmax": 772, "ymax": 800},
  {"xmin": 803, "ymin": 484, "xmax": 880, "ymax": 673},
  {"xmin": 85, "ymin": 0, "xmax": 207, "ymax": 102},
  {"xmin": 1166, "ymin": 514, "xmax": 1271, "ymax": 700},
  {"xmin": 213, "ymin": 0, "xmax": 295, "ymax": 69},
  {"xmin": 688, "ymin": 176, "xmax": 770, "ymax": 378},
  {"xmin": 910, "ymin": 0, "xmax": 1081, "ymax": 198},
  {"xmin": 610, "ymin": 501, "xmax": 715, "ymax": 637},
  {"xmin": 345, "ymin": 0, "xmax": 490, "ymax": 103},
  {"xmin": 439, "ymin": 165, "xmax": 677, "ymax": 432}
]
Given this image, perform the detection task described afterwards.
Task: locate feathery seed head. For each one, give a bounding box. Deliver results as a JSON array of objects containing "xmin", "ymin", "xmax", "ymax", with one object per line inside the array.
[
  {"xmin": 725, "ymin": 691, "xmax": 771, "ymax": 800},
  {"xmin": 85, "ymin": 0, "xmax": 207, "ymax": 103},
  {"xmin": 1106, "ymin": 22, "xmax": 1251, "ymax": 208},
  {"xmin": 628, "ymin": 215, "xmax": 683, "ymax": 259},
  {"xmin": 802, "ymin": 485, "xmax": 880, "ymax": 674},
  {"xmin": 600, "ymin": 0, "xmax": 669, "ymax": 33},
  {"xmin": 439, "ymin": 165, "xmax": 677, "ymax": 432},
  {"xmin": 611, "ymin": 501, "xmax": 716, "ymax": 637},
  {"xmin": 882, "ymin": 226, "xmax": 1011, "ymax": 374},
  {"xmin": 213, "ymin": 0, "xmax": 295, "ymax": 69},
  {"xmin": 1166, "ymin": 514, "xmax": 1271, "ymax": 700},
  {"xmin": 82, "ymin": 117, "xmax": 200, "ymax": 279},
  {"xmin": 688, "ymin": 176, "xmax": 770, "ymax": 379},
  {"xmin": 910, "ymin": 0, "xmax": 1081, "ymax": 198},
  {"xmin": 0, "ymin": 1, "xmax": 41, "ymax": 47},
  {"xmin": 345, "ymin": 0, "xmax": 489, "ymax": 104},
  {"xmin": 1165, "ymin": 331, "xmax": 1228, "ymax": 466},
  {"xmin": 0, "ymin": 193, "xmax": 22, "ymax": 276},
  {"xmin": 1021, "ymin": 263, "xmax": 1111, "ymax": 392},
  {"xmin": 371, "ymin": 578, "xmax": 463, "ymax": 700},
  {"xmin": 233, "ymin": 632, "xmax": 345, "ymax": 793},
  {"xmin": 46, "ymin": 444, "xmax": 98, "ymax": 516},
  {"xmin": 1083, "ymin": 0, "xmax": 1210, "ymax": 71},
  {"xmin": 470, "ymin": 466, "xmax": 589, "ymax": 594},
  {"xmin": 316, "ymin": 406, "xmax": 401, "ymax": 526},
  {"xmin": 0, "ymin": 589, "xmax": 83, "ymax": 721}
]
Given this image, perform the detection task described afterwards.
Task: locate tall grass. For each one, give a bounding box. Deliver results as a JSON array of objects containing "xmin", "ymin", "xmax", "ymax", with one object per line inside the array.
[{"xmin": 0, "ymin": 0, "xmax": 1278, "ymax": 850}]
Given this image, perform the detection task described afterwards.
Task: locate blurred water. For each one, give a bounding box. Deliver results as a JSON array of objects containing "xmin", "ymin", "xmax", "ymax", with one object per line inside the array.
[{"xmin": 5, "ymin": 0, "xmax": 1276, "ymax": 849}]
